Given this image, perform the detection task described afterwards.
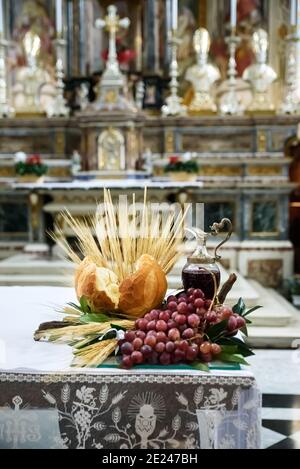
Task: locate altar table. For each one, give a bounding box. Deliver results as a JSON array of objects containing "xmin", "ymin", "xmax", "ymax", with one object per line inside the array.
[{"xmin": 0, "ymin": 286, "xmax": 261, "ymax": 449}]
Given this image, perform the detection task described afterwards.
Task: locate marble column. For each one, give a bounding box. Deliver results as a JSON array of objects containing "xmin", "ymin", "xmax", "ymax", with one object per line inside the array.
[{"xmin": 143, "ymin": 0, "xmax": 160, "ymax": 73}]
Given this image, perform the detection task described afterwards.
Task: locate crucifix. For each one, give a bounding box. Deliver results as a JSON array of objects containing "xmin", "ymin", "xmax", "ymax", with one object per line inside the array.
[{"xmin": 95, "ymin": 5, "xmax": 132, "ymax": 110}]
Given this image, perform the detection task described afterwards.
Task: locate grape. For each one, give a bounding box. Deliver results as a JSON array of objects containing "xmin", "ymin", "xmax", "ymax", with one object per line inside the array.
[
  {"xmin": 167, "ymin": 295, "xmax": 177, "ymax": 303},
  {"xmin": 136, "ymin": 330, "xmax": 146, "ymax": 340},
  {"xmin": 144, "ymin": 335, "xmax": 157, "ymax": 347},
  {"xmin": 187, "ymin": 288, "xmax": 195, "ymax": 296},
  {"xmin": 194, "ymin": 336, "xmax": 204, "ymax": 346},
  {"xmin": 156, "ymin": 320, "xmax": 168, "ymax": 332},
  {"xmin": 149, "ymin": 309, "xmax": 159, "ymax": 320},
  {"xmin": 186, "ymin": 345, "xmax": 198, "ymax": 361},
  {"xmin": 144, "ymin": 313, "xmax": 151, "ymax": 321},
  {"xmin": 120, "ymin": 342, "xmax": 134, "ymax": 355},
  {"xmin": 159, "ymin": 352, "xmax": 171, "ymax": 365},
  {"xmin": 124, "ymin": 330, "xmax": 136, "ymax": 342},
  {"xmin": 167, "ymin": 319, "xmax": 177, "ymax": 329},
  {"xmin": 196, "ymin": 307, "xmax": 206, "ymax": 316},
  {"xmin": 193, "ymin": 289, "xmax": 204, "ymax": 299},
  {"xmin": 146, "ymin": 320, "xmax": 156, "ymax": 331},
  {"xmin": 187, "ymin": 303, "xmax": 196, "ymax": 314},
  {"xmin": 171, "ymin": 311, "xmax": 177, "ymax": 320},
  {"xmin": 201, "ymin": 352, "xmax": 212, "ymax": 363},
  {"xmin": 194, "ymin": 298, "xmax": 205, "ymax": 309},
  {"xmin": 205, "ymin": 311, "xmax": 217, "ymax": 323},
  {"xmin": 182, "ymin": 328, "xmax": 194, "ymax": 339},
  {"xmin": 177, "ymin": 297, "xmax": 187, "ymax": 305},
  {"xmin": 122, "ymin": 355, "xmax": 133, "ymax": 368},
  {"xmin": 187, "ymin": 314, "xmax": 200, "ymax": 328},
  {"xmin": 132, "ymin": 337, "xmax": 143, "ymax": 350},
  {"xmin": 177, "ymin": 302, "xmax": 188, "ymax": 315},
  {"xmin": 173, "ymin": 348, "xmax": 185, "ymax": 363},
  {"xmin": 178, "ymin": 292, "xmax": 188, "ymax": 299},
  {"xmin": 177, "ymin": 340, "xmax": 189, "ymax": 352},
  {"xmin": 137, "ymin": 318, "xmax": 148, "ymax": 331},
  {"xmin": 159, "ymin": 311, "xmax": 170, "ymax": 321},
  {"xmin": 165, "ymin": 341, "xmax": 175, "ymax": 353},
  {"xmin": 168, "ymin": 301, "xmax": 178, "ymax": 312},
  {"xmin": 211, "ymin": 343, "xmax": 222, "ymax": 355},
  {"xmin": 155, "ymin": 342, "xmax": 165, "ymax": 353},
  {"xmin": 179, "ymin": 324, "xmax": 187, "ymax": 333},
  {"xmin": 199, "ymin": 341, "xmax": 212, "ymax": 354},
  {"xmin": 236, "ymin": 316, "xmax": 246, "ymax": 329},
  {"xmin": 227, "ymin": 316, "xmax": 237, "ymax": 332},
  {"xmin": 175, "ymin": 314, "xmax": 186, "ymax": 325},
  {"xmin": 220, "ymin": 306, "xmax": 233, "ymax": 320},
  {"xmin": 205, "ymin": 299, "xmax": 212, "ymax": 309},
  {"xmin": 147, "ymin": 351, "xmax": 159, "ymax": 364},
  {"xmin": 147, "ymin": 330, "xmax": 157, "ymax": 337},
  {"xmin": 187, "ymin": 295, "xmax": 195, "ymax": 303},
  {"xmin": 156, "ymin": 331, "xmax": 167, "ymax": 343},
  {"xmin": 131, "ymin": 351, "xmax": 143, "ymax": 364},
  {"xmin": 141, "ymin": 344, "xmax": 152, "ymax": 357},
  {"xmin": 168, "ymin": 328, "xmax": 180, "ymax": 341}
]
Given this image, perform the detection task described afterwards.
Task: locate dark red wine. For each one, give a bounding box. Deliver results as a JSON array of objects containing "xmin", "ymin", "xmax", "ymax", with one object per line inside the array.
[{"xmin": 182, "ymin": 264, "xmax": 221, "ymax": 300}]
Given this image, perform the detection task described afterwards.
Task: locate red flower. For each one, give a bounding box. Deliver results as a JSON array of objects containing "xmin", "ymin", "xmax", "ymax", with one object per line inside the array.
[
  {"xmin": 169, "ymin": 156, "xmax": 180, "ymax": 164},
  {"xmin": 26, "ymin": 154, "xmax": 42, "ymax": 165}
]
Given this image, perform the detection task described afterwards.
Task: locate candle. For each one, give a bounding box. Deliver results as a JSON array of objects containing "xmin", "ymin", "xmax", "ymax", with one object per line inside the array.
[
  {"xmin": 172, "ymin": 0, "xmax": 178, "ymax": 30},
  {"xmin": 56, "ymin": 0, "xmax": 63, "ymax": 35},
  {"xmin": 291, "ymin": 0, "xmax": 297, "ymax": 26},
  {"xmin": 230, "ymin": 0, "xmax": 237, "ymax": 29},
  {"xmin": 0, "ymin": 0, "xmax": 4, "ymax": 35}
]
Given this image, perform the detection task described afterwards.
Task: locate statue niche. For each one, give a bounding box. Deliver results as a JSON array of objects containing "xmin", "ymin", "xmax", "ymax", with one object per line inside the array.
[{"xmin": 97, "ymin": 127, "xmax": 125, "ymax": 171}]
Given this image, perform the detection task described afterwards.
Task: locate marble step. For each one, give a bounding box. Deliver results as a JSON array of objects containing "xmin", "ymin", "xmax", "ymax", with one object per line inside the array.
[
  {"xmin": 0, "ymin": 254, "xmax": 73, "ymax": 276},
  {"xmin": 0, "ymin": 274, "xmax": 73, "ymax": 287}
]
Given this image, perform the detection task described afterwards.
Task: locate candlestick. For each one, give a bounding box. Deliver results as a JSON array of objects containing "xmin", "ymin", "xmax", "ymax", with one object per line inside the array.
[
  {"xmin": 172, "ymin": 0, "xmax": 178, "ymax": 30},
  {"xmin": 219, "ymin": 34, "xmax": 244, "ymax": 115},
  {"xmin": 56, "ymin": 0, "xmax": 63, "ymax": 36},
  {"xmin": 45, "ymin": 38, "xmax": 69, "ymax": 117},
  {"xmin": 230, "ymin": 0, "xmax": 237, "ymax": 29},
  {"xmin": 161, "ymin": 31, "xmax": 186, "ymax": 116},
  {"xmin": 291, "ymin": 0, "xmax": 297, "ymax": 26}
]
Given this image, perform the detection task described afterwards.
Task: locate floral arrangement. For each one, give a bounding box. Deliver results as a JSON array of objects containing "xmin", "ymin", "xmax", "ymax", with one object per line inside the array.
[
  {"xmin": 164, "ymin": 156, "xmax": 199, "ymax": 175},
  {"xmin": 34, "ymin": 189, "xmax": 259, "ymax": 370},
  {"xmin": 15, "ymin": 153, "xmax": 48, "ymax": 177}
]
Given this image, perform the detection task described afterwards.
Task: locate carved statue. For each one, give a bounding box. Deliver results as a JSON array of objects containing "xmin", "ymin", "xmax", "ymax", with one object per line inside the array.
[
  {"xmin": 243, "ymin": 29, "xmax": 277, "ymax": 114},
  {"xmin": 185, "ymin": 28, "xmax": 220, "ymax": 115}
]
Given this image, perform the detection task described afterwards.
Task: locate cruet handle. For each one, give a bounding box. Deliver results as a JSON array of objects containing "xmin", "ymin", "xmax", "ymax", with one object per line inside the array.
[{"xmin": 210, "ymin": 218, "xmax": 233, "ymax": 261}]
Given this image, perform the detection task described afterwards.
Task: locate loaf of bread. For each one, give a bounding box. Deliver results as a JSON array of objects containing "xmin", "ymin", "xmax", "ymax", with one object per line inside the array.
[
  {"xmin": 119, "ymin": 254, "xmax": 167, "ymax": 317},
  {"xmin": 74, "ymin": 254, "xmax": 167, "ymax": 317}
]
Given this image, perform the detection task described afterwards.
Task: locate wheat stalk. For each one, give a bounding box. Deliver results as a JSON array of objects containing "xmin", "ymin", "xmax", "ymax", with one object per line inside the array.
[{"xmin": 53, "ymin": 188, "xmax": 190, "ymax": 281}]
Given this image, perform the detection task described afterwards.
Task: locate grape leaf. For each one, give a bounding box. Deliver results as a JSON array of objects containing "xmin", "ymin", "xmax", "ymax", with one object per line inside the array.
[
  {"xmin": 206, "ymin": 319, "xmax": 228, "ymax": 341},
  {"xmin": 218, "ymin": 353, "xmax": 250, "ymax": 365},
  {"xmin": 232, "ymin": 298, "xmax": 246, "ymax": 316},
  {"xmin": 80, "ymin": 313, "xmax": 110, "ymax": 324},
  {"xmin": 191, "ymin": 362, "xmax": 210, "ymax": 372},
  {"xmin": 243, "ymin": 305, "xmax": 262, "ymax": 317}
]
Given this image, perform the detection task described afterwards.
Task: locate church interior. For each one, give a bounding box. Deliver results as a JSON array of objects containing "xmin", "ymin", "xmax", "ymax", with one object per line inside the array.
[{"xmin": 1, "ymin": 0, "xmax": 300, "ymax": 451}]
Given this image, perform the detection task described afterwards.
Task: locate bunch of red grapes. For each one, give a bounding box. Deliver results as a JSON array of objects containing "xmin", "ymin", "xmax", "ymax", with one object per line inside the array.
[{"xmin": 119, "ymin": 288, "xmax": 246, "ymax": 368}]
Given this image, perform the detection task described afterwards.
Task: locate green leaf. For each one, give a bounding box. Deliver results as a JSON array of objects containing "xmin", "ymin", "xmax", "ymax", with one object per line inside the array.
[
  {"xmin": 206, "ymin": 319, "xmax": 228, "ymax": 341},
  {"xmin": 220, "ymin": 345, "xmax": 239, "ymax": 354},
  {"xmin": 191, "ymin": 362, "xmax": 210, "ymax": 372},
  {"xmin": 67, "ymin": 302, "xmax": 83, "ymax": 312},
  {"xmin": 80, "ymin": 313, "xmax": 110, "ymax": 324},
  {"xmin": 79, "ymin": 296, "xmax": 91, "ymax": 314},
  {"xmin": 243, "ymin": 305, "xmax": 262, "ymax": 317},
  {"xmin": 218, "ymin": 337, "xmax": 255, "ymax": 357},
  {"xmin": 232, "ymin": 298, "xmax": 246, "ymax": 316},
  {"xmin": 218, "ymin": 353, "xmax": 250, "ymax": 366}
]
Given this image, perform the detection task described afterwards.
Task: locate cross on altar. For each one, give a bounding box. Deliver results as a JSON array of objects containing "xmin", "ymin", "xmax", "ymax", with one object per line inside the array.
[{"xmin": 95, "ymin": 5, "xmax": 130, "ymax": 79}]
